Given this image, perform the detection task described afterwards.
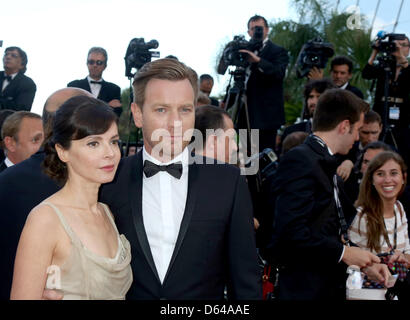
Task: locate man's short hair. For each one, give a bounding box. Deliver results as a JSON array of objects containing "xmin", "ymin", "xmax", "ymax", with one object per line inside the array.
[
  {"xmin": 312, "ymin": 89, "xmax": 369, "ymax": 132},
  {"xmin": 132, "ymin": 58, "xmax": 199, "ymax": 107},
  {"xmin": 5, "ymin": 46, "xmax": 28, "ymax": 74},
  {"xmin": 1, "ymin": 111, "xmax": 41, "ymax": 143},
  {"xmin": 197, "ymin": 92, "xmax": 211, "ymax": 106},
  {"xmin": 87, "ymin": 47, "xmax": 108, "ymax": 63},
  {"xmin": 330, "ymin": 56, "xmax": 354, "ymax": 73},
  {"xmin": 247, "ymin": 15, "xmax": 268, "ymax": 29},
  {"xmin": 362, "ymin": 140, "xmax": 391, "ymax": 154},
  {"xmin": 199, "ymin": 74, "xmax": 214, "ymax": 83},
  {"xmin": 364, "ymin": 110, "xmax": 382, "ymax": 125},
  {"xmin": 194, "ymin": 105, "xmax": 231, "ymax": 149},
  {"xmin": 282, "ymin": 131, "xmax": 309, "ymax": 155}
]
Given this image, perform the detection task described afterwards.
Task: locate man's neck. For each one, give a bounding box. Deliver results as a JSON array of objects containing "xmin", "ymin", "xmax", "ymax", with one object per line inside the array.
[
  {"xmin": 313, "ymin": 131, "xmax": 338, "ymax": 154},
  {"xmin": 4, "ymin": 69, "xmax": 18, "ymax": 76}
]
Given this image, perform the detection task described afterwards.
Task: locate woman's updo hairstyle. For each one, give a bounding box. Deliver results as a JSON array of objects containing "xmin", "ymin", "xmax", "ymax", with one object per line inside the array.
[{"xmin": 43, "ymin": 95, "xmax": 118, "ymax": 185}]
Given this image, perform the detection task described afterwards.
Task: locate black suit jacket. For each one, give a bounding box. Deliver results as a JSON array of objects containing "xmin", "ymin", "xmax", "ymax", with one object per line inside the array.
[
  {"xmin": 345, "ymin": 83, "xmax": 364, "ymax": 99},
  {"xmin": 0, "ymin": 151, "xmax": 60, "ymax": 299},
  {"xmin": 268, "ymin": 135, "xmax": 354, "ymax": 300},
  {"xmin": 0, "ymin": 160, "xmax": 7, "ymax": 173},
  {"xmin": 245, "ymin": 40, "xmax": 289, "ymax": 130},
  {"xmin": 99, "ymin": 151, "xmax": 262, "ymax": 300},
  {"xmin": 67, "ymin": 77, "xmax": 122, "ymax": 117},
  {"xmin": 0, "ymin": 71, "xmax": 36, "ymax": 111}
]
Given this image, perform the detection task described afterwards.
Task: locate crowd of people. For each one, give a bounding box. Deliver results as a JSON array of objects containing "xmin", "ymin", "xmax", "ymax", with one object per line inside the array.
[{"xmin": 0, "ymin": 14, "xmax": 409, "ymax": 301}]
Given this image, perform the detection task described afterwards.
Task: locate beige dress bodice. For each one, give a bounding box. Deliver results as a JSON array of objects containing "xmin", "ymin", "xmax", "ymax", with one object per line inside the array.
[{"xmin": 43, "ymin": 202, "xmax": 133, "ymax": 300}]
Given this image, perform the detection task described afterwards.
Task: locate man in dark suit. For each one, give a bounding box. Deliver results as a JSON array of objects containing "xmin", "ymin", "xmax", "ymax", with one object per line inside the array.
[
  {"xmin": 67, "ymin": 47, "xmax": 122, "ymax": 118},
  {"xmin": 0, "ymin": 47, "xmax": 36, "ymax": 111},
  {"xmin": 330, "ymin": 56, "xmax": 364, "ymax": 99},
  {"xmin": 100, "ymin": 58, "xmax": 261, "ymax": 300},
  {"xmin": 268, "ymin": 89, "xmax": 389, "ymax": 300},
  {"xmin": 0, "ymin": 87, "xmax": 91, "ymax": 299},
  {"xmin": 239, "ymin": 15, "xmax": 289, "ymax": 153}
]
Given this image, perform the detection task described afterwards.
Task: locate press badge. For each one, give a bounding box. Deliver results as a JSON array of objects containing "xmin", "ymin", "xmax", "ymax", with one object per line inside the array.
[{"xmin": 389, "ymin": 106, "xmax": 400, "ymax": 120}]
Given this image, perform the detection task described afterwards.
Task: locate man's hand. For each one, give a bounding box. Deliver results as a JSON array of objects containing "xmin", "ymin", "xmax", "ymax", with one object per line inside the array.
[
  {"xmin": 42, "ymin": 289, "xmax": 63, "ymax": 300},
  {"xmin": 337, "ymin": 160, "xmax": 354, "ymax": 181},
  {"xmin": 342, "ymin": 246, "xmax": 380, "ymax": 268},
  {"xmin": 307, "ymin": 67, "xmax": 323, "ymax": 80},
  {"xmin": 253, "ymin": 218, "xmax": 260, "ymax": 230},
  {"xmin": 388, "ymin": 249, "xmax": 409, "ymax": 266},
  {"xmin": 238, "ymin": 50, "xmax": 261, "ymax": 63},
  {"xmin": 362, "ymin": 263, "xmax": 392, "ymax": 287},
  {"xmin": 108, "ymin": 99, "xmax": 122, "ymax": 108}
]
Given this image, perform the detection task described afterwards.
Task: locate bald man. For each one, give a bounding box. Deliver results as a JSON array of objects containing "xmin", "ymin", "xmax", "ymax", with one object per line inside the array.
[{"xmin": 0, "ymin": 87, "xmax": 91, "ymax": 299}]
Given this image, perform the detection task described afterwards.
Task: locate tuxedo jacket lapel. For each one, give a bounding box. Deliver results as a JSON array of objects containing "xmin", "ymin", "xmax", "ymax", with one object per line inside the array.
[
  {"xmin": 82, "ymin": 77, "xmax": 92, "ymax": 93},
  {"xmin": 162, "ymin": 162, "xmax": 199, "ymax": 284},
  {"xmin": 130, "ymin": 151, "xmax": 161, "ymax": 283}
]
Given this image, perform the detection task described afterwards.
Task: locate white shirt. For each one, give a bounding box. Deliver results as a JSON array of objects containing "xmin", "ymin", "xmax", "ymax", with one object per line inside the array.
[
  {"xmin": 87, "ymin": 76, "xmax": 103, "ymax": 98},
  {"xmin": 340, "ymin": 82, "xmax": 349, "ymax": 90},
  {"xmin": 2, "ymin": 72, "xmax": 18, "ymax": 92},
  {"xmin": 4, "ymin": 157, "xmax": 14, "ymax": 167},
  {"xmin": 142, "ymin": 147, "xmax": 189, "ymax": 283}
]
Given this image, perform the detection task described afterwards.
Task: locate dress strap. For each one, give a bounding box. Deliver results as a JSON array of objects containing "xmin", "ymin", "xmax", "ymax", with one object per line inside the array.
[
  {"xmin": 99, "ymin": 202, "xmax": 119, "ymax": 233},
  {"xmin": 41, "ymin": 201, "xmax": 78, "ymax": 243}
]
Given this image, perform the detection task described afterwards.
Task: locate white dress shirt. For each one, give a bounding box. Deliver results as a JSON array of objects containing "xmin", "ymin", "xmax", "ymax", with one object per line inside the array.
[
  {"xmin": 87, "ymin": 76, "xmax": 103, "ymax": 98},
  {"xmin": 142, "ymin": 147, "xmax": 189, "ymax": 283},
  {"xmin": 4, "ymin": 157, "xmax": 14, "ymax": 167},
  {"xmin": 2, "ymin": 72, "xmax": 18, "ymax": 92}
]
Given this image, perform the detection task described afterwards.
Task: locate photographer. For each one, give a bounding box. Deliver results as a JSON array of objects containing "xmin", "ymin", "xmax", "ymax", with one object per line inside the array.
[
  {"xmin": 239, "ymin": 15, "xmax": 289, "ymax": 153},
  {"xmin": 362, "ymin": 34, "xmax": 410, "ymax": 165}
]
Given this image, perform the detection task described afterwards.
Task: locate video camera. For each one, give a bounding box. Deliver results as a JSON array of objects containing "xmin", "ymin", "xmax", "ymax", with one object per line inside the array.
[
  {"xmin": 124, "ymin": 38, "xmax": 160, "ymax": 78},
  {"xmin": 296, "ymin": 37, "xmax": 334, "ymax": 78},
  {"xmin": 372, "ymin": 31, "xmax": 407, "ymax": 55},
  {"xmin": 217, "ymin": 26, "xmax": 264, "ymax": 75}
]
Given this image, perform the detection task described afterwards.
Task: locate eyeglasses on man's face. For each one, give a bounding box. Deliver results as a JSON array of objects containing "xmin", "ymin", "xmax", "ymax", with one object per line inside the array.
[{"xmin": 87, "ymin": 59, "xmax": 105, "ymax": 66}]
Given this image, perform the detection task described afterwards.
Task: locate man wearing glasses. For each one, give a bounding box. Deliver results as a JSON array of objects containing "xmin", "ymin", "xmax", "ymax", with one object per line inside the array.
[
  {"xmin": 0, "ymin": 47, "xmax": 37, "ymax": 111},
  {"xmin": 68, "ymin": 47, "xmax": 122, "ymax": 117}
]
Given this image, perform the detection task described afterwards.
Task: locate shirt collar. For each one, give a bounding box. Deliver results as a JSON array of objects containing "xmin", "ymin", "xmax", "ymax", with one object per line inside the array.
[
  {"xmin": 340, "ymin": 82, "xmax": 349, "ymax": 90},
  {"xmin": 87, "ymin": 75, "xmax": 103, "ymax": 83},
  {"xmin": 4, "ymin": 157, "xmax": 14, "ymax": 167},
  {"xmin": 142, "ymin": 146, "xmax": 189, "ymax": 168}
]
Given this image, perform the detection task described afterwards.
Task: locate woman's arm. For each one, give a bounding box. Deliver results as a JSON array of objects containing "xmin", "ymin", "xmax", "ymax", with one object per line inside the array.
[{"xmin": 10, "ymin": 205, "xmax": 59, "ymax": 300}]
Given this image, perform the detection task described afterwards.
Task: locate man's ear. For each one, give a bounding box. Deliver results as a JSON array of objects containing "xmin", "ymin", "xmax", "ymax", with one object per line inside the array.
[
  {"xmin": 338, "ymin": 119, "xmax": 351, "ymax": 134},
  {"xmin": 131, "ymin": 102, "xmax": 143, "ymax": 129},
  {"xmin": 3, "ymin": 136, "xmax": 16, "ymax": 152},
  {"xmin": 55, "ymin": 144, "xmax": 69, "ymax": 163}
]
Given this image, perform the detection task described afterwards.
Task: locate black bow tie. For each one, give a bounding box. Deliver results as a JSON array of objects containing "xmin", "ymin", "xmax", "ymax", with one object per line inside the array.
[
  {"xmin": 143, "ymin": 160, "xmax": 183, "ymax": 179},
  {"xmin": 3, "ymin": 75, "xmax": 12, "ymax": 82},
  {"xmin": 90, "ymin": 80, "xmax": 102, "ymax": 85}
]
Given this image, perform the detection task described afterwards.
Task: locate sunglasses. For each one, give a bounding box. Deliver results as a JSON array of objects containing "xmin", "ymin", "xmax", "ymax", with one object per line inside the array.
[{"xmin": 87, "ymin": 59, "xmax": 105, "ymax": 66}]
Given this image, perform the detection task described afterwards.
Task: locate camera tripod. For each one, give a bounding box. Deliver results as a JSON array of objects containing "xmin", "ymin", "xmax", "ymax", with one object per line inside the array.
[
  {"xmin": 379, "ymin": 55, "xmax": 399, "ymax": 150},
  {"xmin": 224, "ymin": 66, "xmax": 263, "ymax": 192}
]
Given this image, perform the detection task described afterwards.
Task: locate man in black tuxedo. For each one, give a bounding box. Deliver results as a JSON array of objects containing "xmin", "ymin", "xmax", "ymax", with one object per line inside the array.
[
  {"xmin": 67, "ymin": 47, "xmax": 122, "ymax": 118},
  {"xmin": 330, "ymin": 56, "xmax": 364, "ymax": 99},
  {"xmin": 268, "ymin": 89, "xmax": 389, "ymax": 300},
  {"xmin": 239, "ymin": 15, "xmax": 289, "ymax": 153},
  {"xmin": 0, "ymin": 87, "xmax": 91, "ymax": 299},
  {"xmin": 100, "ymin": 58, "xmax": 261, "ymax": 300},
  {"xmin": 0, "ymin": 47, "xmax": 36, "ymax": 111}
]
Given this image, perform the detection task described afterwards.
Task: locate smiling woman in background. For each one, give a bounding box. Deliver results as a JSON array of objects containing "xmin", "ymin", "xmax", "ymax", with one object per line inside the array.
[
  {"xmin": 10, "ymin": 96, "xmax": 132, "ymax": 300},
  {"xmin": 348, "ymin": 151, "xmax": 410, "ymax": 283}
]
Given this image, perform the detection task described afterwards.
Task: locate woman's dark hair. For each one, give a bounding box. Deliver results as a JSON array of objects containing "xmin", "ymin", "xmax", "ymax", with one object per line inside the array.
[{"xmin": 43, "ymin": 95, "xmax": 118, "ymax": 185}]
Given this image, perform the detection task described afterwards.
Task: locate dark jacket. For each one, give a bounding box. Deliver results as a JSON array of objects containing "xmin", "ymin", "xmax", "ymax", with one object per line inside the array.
[{"xmin": 0, "ymin": 71, "xmax": 36, "ymax": 111}]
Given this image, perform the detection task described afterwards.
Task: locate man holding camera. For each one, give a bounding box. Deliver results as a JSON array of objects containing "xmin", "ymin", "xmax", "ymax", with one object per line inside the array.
[
  {"xmin": 239, "ymin": 15, "xmax": 289, "ymax": 153},
  {"xmin": 362, "ymin": 34, "xmax": 410, "ymax": 165},
  {"xmin": 67, "ymin": 47, "xmax": 123, "ymax": 117}
]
